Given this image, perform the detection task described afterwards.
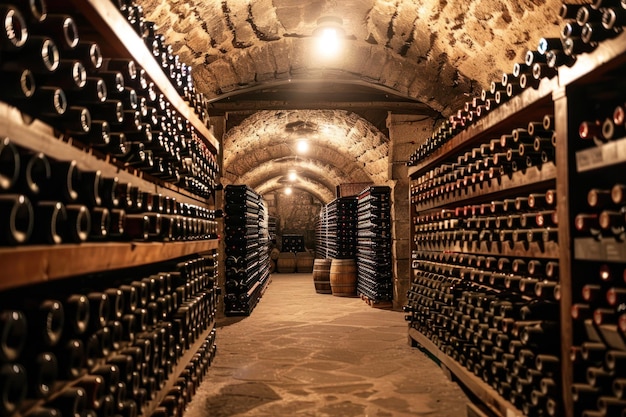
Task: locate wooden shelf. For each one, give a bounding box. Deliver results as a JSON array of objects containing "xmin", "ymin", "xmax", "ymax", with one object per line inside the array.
[
  {"xmin": 414, "ymin": 162, "xmax": 557, "ymax": 212},
  {"xmin": 408, "ymin": 327, "xmax": 524, "ymax": 417},
  {"xmin": 0, "ymin": 239, "xmax": 219, "ymax": 291},
  {"xmin": 415, "ymin": 239, "xmax": 560, "ymax": 260},
  {"xmin": 0, "ymin": 103, "xmax": 208, "ymax": 207},
  {"xmin": 558, "ymin": 30, "xmax": 626, "ymax": 87},
  {"xmin": 574, "ymin": 237, "xmax": 626, "ymax": 264},
  {"xmin": 408, "ymin": 77, "xmax": 557, "ymax": 179},
  {"xmin": 575, "ymin": 135, "xmax": 626, "ymax": 173},
  {"xmin": 67, "ymin": 0, "xmax": 220, "ymax": 154}
]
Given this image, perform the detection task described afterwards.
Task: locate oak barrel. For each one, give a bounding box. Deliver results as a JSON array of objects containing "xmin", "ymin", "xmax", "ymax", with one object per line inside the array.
[
  {"xmin": 276, "ymin": 252, "xmax": 296, "ymax": 273},
  {"xmin": 312, "ymin": 259, "xmax": 332, "ymax": 294},
  {"xmin": 329, "ymin": 259, "xmax": 357, "ymax": 297},
  {"xmin": 296, "ymin": 251, "xmax": 315, "ymax": 273}
]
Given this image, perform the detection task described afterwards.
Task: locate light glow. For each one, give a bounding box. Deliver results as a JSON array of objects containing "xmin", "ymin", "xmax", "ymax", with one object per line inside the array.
[
  {"xmin": 316, "ymin": 27, "xmax": 342, "ymax": 58},
  {"xmin": 284, "ymin": 187, "xmax": 293, "ymax": 195},
  {"xmin": 296, "ymin": 140, "xmax": 309, "ymax": 154},
  {"xmin": 288, "ymin": 171, "xmax": 298, "ymax": 181}
]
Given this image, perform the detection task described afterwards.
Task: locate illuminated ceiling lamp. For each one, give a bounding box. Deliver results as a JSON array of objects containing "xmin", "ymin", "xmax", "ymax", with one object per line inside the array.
[
  {"xmin": 313, "ymin": 16, "xmax": 345, "ymax": 59},
  {"xmin": 284, "ymin": 186, "xmax": 293, "ymax": 195},
  {"xmin": 288, "ymin": 170, "xmax": 298, "ymax": 181},
  {"xmin": 295, "ymin": 139, "xmax": 309, "ymax": 154}
]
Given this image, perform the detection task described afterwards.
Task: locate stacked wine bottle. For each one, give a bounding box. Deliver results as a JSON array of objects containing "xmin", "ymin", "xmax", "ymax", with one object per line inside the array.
[
  {"xmin": 325, "ymin": 197, "xmax": 357, "ymax": 260},
  {"xmin": 405, "ymin": 259, "xmax": 562, "ymax": 416},
  {"xmin": 281, "ymin": 234, "xmax": 305, "ymax": 253},
  {"xmin": 0, "ymin": 138, "xmax": 217, "ymax": 246},
  {"xmin": 356, "ymin": 186, "xmax": 392, "ymax": 303},
  {"xmin": 411, "ymin": 116, "xmax": 556, "ymax": 212},
  {"xmin": 407, "ymin": 0, "xmax": 626, "ymax": 167},
  {"xmin": 110, "ymin": 0, "xmax": 212, "ymax": 126},
  {"xmin": 0, "ymin": 252, "xmax": 218, "ymax": 417},
  {"xmin": 0, "ymin": 2, "xmax": 219, "ymax": 199},
  {"xmin": 315, "ymin": 205, "xmax": 329, "ymax": 259},
  {"xmin": 224, "ymin": 185, "xmax": 271, "ymax": 316},
  {"xmin": 567, "ymin": 78, "xmax": 626, "ymax": 417}
]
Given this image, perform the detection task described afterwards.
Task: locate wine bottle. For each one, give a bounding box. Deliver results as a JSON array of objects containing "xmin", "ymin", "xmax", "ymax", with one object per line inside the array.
[
  {"xmin": 64, "ymin": 204, "xmax": 90, "ymax": 243},
  {"xmin": 74, "ymin": 374, "xmax": 105, "ymax": 409},
  {"xmin": 65, "ymin": 77, "xmax": 107, "ymax": 104},
  {"xmin": 55, "ymin": 337, "xmax": 84, "ymax": 381},
  {"xmin": 0, "ymin": 194, "xmax": 33, "ymax": 245},
  {"xmin": 27, "ymin": 351, "xmax": 58, "ymax": 398},
  {"xmin": 0, "ymin": 363, "xmax": 27, "ymax": 416},
  {"xmin": 48, "ymin": 387, "xmax": 86, "ymax": 417},
  {"xmin": 89, "ymin": 207, "xmax": 109, "ymax": 239},
  {"xmin": 0, "ymin": 5, "xmax": 28, "ymax": 50},
  {"xmin": 2, "ymin": 35, "xmax": 60, "ymax": 73},
  {"xmin": 30, "ymin": 14, "xmax": 79, "ymax": 50},
  {"xmin": 0, "ymin": 310, "xmax": 27, "ymax": 362}
]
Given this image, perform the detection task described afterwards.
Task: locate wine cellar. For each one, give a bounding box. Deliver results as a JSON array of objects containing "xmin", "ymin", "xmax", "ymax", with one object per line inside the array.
[{"xmin": 2, "ymin": 0, "xmax": 626, "ymax": 416}]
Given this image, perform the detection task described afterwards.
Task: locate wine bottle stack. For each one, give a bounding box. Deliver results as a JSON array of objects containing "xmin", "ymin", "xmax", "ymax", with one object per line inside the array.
[
  {"xmin": 267, "ymin": 216, "xmax": 277, "ymax": 243},
  {"xmin": 568, "ymin": 89, "xmax": 626, "ymax": 417},
  {"xmin": 575, "ymin": 87, "xmax": 626, "ymax": 149},
  {"xmin": 223, "ymin": 185, "xmax": 271, "ymax": 316},
  {"xmin": 356, "ymin": 186, "xmax": 392, "ymax": 303},
  {"xmin": 0, "ymin": 2, "xmax": 219, "ymax": 199},
  {"xmin": 281, "ymin": 235, "xmax": 305, "ymax": 253},
  {"xmin": 412, "ymin": 189, "xmax": 559, "ymax": 256},
  {"xmin": 0, "ymin": 138, "xmax": 217, "ymax": 246},
  {"xmin": 325, "ymin": 197, "xmax": 358, "ymax": 260},
  {"xmin": 410, "ymin": 117, "xmax": 556, "ymax": 209},
  {"xmin": 568, "ymin": 261, "xmax": 626, "ymax": 417},
  {"xmin": 407, "ymin": 2, "xmax": 626, "ymax": 168},
  {"xmin": 0, "ymin": 251, "xmax": 219, "ymax": 417},
  {"xmin": 315, "ymin": 205, "xmax": 329, "ymax": 259},
  {"xmin": 404, "ymin": 256, "xmax": 563, "ymax": 416},
  {"xmin": 109, "ymin": 0, "xmax": 211, "ymax": 127},
  {"xmin": 557, "ymin": 0, "xmax": 626, "ymax": 63}
]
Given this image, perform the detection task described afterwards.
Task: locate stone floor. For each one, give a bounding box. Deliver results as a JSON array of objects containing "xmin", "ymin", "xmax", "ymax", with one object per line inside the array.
[{"xmin": 184, "ymin": 273, "xmax": 472, "ymax": 417}]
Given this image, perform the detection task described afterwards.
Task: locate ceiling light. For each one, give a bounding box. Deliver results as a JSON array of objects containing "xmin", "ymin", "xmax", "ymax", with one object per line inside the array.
[
  {"xmin": 314, "ymin": 16, "xmax": 344, "ymax": 59},
  {"xmin": 296, "ymin": 140, "xmax": 309, "ymax": 154},
  {"xmin": 288, "ymin": 171, "xmax": 298, "ymax": 181},
  {"xmin": 284, "ymin": 187, "xmax": 293, "ymax": 195}
]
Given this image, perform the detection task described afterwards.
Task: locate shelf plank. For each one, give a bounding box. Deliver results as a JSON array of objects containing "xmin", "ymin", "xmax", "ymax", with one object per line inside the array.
[
  {"xmin": 415, "ymin": 239, "xmax": 560, "ymax": 260},
  {"xmin": 408, "ymin": 78, "xmax": 557, "ymax": 178},
  {"xmin": 68, "ymin": 0, "xmax": 220, "ymax": 154},
  {"xmin": 0, "ymin": 103, "xmax": 208, "ymax": 206},
  {"xmin": 558, "ymin": 31, "xmax": 626, "ymax": 87},
  {"xmin": 575, "ymin": 135, "xmax": 626, "ymax": 173},
  {"xmin": 414, "ymin": 163, "xmax": 557, "ymax": 211},
  {"xmin": 0, "ymin": 240, "xmax": 219, "ymax": 290},
  {"xmin": 574, "ymin": 237, "xmax": 626, "ymax": 263},
  {"xmin": 408, "ymin": 327, "xmax": 524, "ymax": 417}
]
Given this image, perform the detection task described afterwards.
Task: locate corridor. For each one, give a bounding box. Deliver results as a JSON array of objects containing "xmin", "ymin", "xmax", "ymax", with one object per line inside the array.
[{"xmin": 184, "ymin": 274, "xmax": 472, "ymax": 417}]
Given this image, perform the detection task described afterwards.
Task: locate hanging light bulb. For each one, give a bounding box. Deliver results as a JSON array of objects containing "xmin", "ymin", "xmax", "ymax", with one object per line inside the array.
[{"xmin": 313, "ymin": 16, "xmax": 345, "ymax": 59}]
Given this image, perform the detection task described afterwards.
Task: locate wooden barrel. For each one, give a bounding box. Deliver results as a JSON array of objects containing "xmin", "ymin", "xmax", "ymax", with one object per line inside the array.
[
  {"xmin": 296, "ymin": 251, "xmax": 315, "ymax": 273},
  {"xmin": 270, "ymin": 247, "xmax": 280, "ymax": 261},
  {"xmin": 312, "ymin": 259, "xmax": 332, "ymax": 294},
  {"xmin": 276, "ymin": 252, "xmax": 296, "ymax": 273},
  {"xmin": 269, "ymin": 259, "xmax": 276, "ymax": 273},
  {"xmin": 329, "ymin": 259, "xmax": 357, "ymax": 297}
]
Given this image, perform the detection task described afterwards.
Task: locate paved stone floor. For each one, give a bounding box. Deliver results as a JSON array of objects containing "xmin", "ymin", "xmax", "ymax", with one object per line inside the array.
[{"xmin": 184, "ymin": 273, "xmax": 471, "ymax": 417}]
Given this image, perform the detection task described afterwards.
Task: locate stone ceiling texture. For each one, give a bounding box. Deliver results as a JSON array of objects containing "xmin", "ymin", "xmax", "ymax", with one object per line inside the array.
[{"xmin": 138, "ymin": 0, "xmax": 563, "ymax": 201}]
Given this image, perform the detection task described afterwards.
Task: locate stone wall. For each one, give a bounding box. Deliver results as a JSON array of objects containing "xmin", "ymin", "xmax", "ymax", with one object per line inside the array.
[{"xmin": 265, "ymin": 190, "xmax": 323, "ymax": 251}]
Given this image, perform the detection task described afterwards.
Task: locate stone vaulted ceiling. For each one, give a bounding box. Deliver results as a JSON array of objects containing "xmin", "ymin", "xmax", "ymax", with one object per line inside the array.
[{"xmin": 138, "ymin": 0, "xmax": 563, "ymax": 203}]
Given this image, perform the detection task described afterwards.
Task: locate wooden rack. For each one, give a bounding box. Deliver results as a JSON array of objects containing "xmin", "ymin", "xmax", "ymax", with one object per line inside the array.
[
  {"xmin": 0, "ymin": 2, "xmax": 222, "ymax": 417},
  {"xmin": 407, "ymin": 30, "xmax": 626, "ymax": 417}
]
